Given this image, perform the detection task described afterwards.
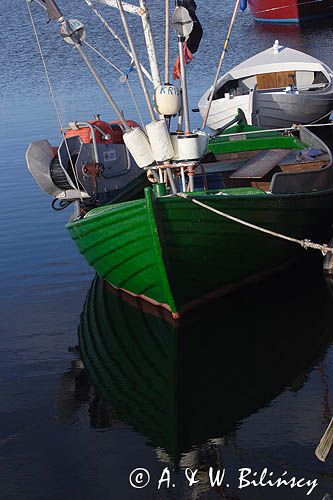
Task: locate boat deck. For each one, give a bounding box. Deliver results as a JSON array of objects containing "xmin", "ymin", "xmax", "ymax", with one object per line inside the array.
[{"xmin": 200, "ymin": 127, "xmax": 331, "ymax": 192}]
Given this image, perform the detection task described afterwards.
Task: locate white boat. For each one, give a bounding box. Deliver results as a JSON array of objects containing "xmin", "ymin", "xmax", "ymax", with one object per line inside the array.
[{"xmin": 199, "ymin": 40, "xmax": 333, "ymax": 130}]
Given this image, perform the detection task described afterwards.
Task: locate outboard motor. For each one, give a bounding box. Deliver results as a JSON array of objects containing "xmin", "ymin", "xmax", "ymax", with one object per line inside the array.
[
  {"xmin": 26, "ymin": 138, "xmax": 86, "ymax": 200},
  {"xmin": 26, "ymin": 118, "xmax": 142, "ymax": 209}
]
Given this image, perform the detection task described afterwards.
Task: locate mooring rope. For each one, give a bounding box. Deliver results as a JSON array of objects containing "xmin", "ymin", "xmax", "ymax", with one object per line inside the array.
[
  {"xmin": 177, "ymin": 192, "xmax": 333, "ymax": 256},
  {"xmin": 309, "ymin": 110, "xmax": 333, "ymax": 125},
  {"xmin": 26, "ymin": 0, "xmax": 82, "ymax": 198}
]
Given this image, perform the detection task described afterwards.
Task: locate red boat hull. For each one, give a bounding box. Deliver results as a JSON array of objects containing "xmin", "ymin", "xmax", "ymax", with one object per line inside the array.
[{"xmin": 248, "ymin": 0, "xmax": 333, "ymax": 22}]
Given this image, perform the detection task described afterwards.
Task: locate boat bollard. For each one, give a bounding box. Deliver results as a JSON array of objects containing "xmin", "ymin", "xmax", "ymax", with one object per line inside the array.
[{"xmin": 153, "ymin": 182, "xmax": 167, "ymax": 197}]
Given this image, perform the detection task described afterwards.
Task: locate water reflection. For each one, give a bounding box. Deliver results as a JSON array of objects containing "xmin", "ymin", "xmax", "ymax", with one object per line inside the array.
[
  {"xmin": 252, "ymin": 22, "xmax": 302, "ymax": 46},
  {"xmin": 250, "ymin": 16, "xmax": 333, "ymax": 63},
  {"xmin": 62, "ymin": 264, "xmax": 333, "ymax": 465},
  {"xmin": 56, "ymin": 354, "xmax": 115, "ymax": 430}
]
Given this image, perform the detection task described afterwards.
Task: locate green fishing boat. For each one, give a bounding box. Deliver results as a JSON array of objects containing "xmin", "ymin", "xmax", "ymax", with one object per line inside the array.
[
  {"xmin": 26, "ymin": 0, "xmax": 333, "ymax": 319},
  {"xmin": 68, "ymin": 124, "xmax": 333, "ymax": 318}
]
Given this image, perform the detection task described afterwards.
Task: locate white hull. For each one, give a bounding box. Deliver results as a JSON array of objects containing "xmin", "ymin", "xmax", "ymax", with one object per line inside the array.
[
  {"xmin": 199, "ymin": 90, "xmax": 333, "ymax": 130},
  {"xmin": 199, "ymin": 42, "xmax": 333, "ymax": 130},
  {"xmin": 255, "ymin": 92, "xmax": 333, "ymax": 128}
]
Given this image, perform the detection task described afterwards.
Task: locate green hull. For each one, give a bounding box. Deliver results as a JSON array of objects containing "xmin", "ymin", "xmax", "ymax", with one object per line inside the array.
[
  {"xmin": 208, "ymin": 123, "xmax": 305, "ymax": 155},
  {"xmin": 68, "ymin": 186, "xmax": 333, "ymax": 317}
]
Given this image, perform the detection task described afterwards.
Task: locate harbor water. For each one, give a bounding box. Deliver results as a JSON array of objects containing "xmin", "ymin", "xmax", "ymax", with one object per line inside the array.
[{"xmin": 1, "ymin": 1, "xmax": 333, "ymax": 498}]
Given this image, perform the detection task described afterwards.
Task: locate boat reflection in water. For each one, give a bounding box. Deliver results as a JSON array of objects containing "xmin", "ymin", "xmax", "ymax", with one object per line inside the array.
[{"xmin": 61, "ymin": 264, "xmax": 333, "ymax": 496}]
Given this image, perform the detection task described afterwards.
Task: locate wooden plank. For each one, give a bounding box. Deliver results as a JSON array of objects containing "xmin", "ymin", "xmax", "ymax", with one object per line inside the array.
[
  {"xmin": 276, "ymin": 71, "xmax": 296, "ymax": 88},
  {"xmin": 251, "ymin": 181, "xmax": 271, "ymax": 191},
  {"xmin": 230, "ymin": 149, "xmax": 292, "ymax": 179},
  {"xmin": 215, "ymin": 150, "xmax": 259, "ymax": 161},
  {"xmin": 257, "ymin": 71, "xmax": 296, "ymax": 90},
  {"xmin": 280, "ymin": 161, "xmax": 327, "ymax": 173}
]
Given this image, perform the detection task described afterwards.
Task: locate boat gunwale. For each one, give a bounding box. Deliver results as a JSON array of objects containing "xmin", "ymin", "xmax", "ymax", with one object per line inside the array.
[{"xmin": 66, "ymin": 185, "xmax": 333, "ymax": 230}]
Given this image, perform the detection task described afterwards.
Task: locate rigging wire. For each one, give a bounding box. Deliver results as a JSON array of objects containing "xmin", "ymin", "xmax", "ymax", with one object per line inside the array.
[
  {"xmin": 26, "ymin": 0, "xmax": 83, "ymax": 200},
  {"xmin": 83, "ymin": 0, "xmax": 153, "ymax": 83},
  {"xmin": 201, "ymin": 0, "xmax": 241, "ymax": 130},
  {"xmin": 115, "ymin": 0, "xmax": 156, "ymax": 121},
  {"xmin": 165, "ymin": 0, "xmax": 170, "ymax": 84},
  {"xmin": 126, "ymin": 80, "xmax": 146, "ymax": 130},
  {"xmin": 83, "ymin": 40, "xmax": 123, "ymax": 75},
  {"xmin": 83, "ymin": 41, "xmax": 146, "ymax": 129}
]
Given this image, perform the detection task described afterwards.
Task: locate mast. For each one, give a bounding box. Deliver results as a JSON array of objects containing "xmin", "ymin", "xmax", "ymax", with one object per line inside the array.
[{"xmin": 139, "ymin": 0, "xmax": 162, "ymax": 88}]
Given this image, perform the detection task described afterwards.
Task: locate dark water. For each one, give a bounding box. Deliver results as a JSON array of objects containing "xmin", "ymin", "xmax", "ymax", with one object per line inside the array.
[{"xmin": 1, "ymin": 1, "xmax": 333, "ymax": 499}]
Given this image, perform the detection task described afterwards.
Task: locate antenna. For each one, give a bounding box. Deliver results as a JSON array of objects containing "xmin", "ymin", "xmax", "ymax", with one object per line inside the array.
[{"xmin": 172, "ymin": 6, "xmax": 193, "ymax": 134}]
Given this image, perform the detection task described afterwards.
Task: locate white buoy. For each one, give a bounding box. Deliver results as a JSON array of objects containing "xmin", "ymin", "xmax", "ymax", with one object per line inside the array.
[
  {"xmin": 123, "ymin": 127, "xmax": 154, "ymax": 168},
  {"xmin": 172, "ymin": 133, "xmax": 202, "ymax": 162},
  {"xmin": 178, "ymin": 134, "xmax": 200, "ymax": 161},
  {"xmin": 155, "ymin": 84, "xmax": 181, "ymax": 116},
  {"xmin": 146, "ymin": 120, "xmax": 174, "ymax": 163},
  {"xmin": 172, "ymin": 131, "xmax": 208, "ymax": 162},
  {"xmin": 170, "ymin": 133, "xmax": 181, "ymax": 161}
]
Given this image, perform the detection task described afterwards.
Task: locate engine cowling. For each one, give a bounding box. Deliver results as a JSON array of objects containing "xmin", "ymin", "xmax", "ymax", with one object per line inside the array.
[{"xmin": 26, "ymin": 119, "xmax": 143, "ymax": 205}]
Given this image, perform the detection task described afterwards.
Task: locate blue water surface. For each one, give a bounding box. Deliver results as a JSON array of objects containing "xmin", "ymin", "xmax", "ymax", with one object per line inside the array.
[{"xmin": 1, "ymin": 1, "xmax": 333, "ymax": 499}]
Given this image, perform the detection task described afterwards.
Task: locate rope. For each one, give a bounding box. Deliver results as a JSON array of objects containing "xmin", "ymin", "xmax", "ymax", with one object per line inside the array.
[
  {"xmin": 26, "ymin": 1, "xmax": 82, "ymax": 199},
  {"xmin": 83, "ymin": 41, "xmax": 146, "ymax": 129},
  {"xmin": 177, "ymin": 192, "xmax": 333, "ymax": 256},
  {"xmin": 202, "ymin": 0, "xmax": 241, "ymax": 130},
  {"xmin": 309, "ymin": 110, "xmax": 333, "ymax": 125}
]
